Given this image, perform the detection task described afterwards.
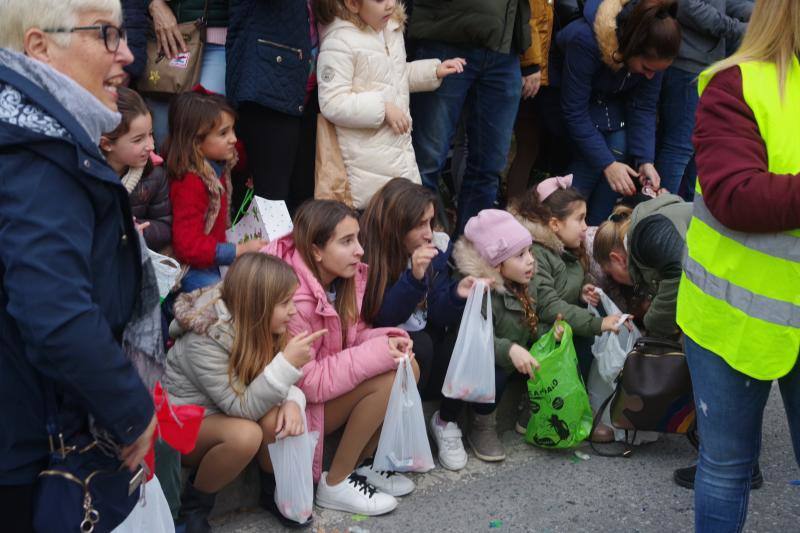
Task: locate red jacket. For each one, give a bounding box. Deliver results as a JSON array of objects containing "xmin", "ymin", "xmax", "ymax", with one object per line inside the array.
[
  {"xmin": 170, "ymin": 172, "xmax": 229, "ymax": 268},
  {"xmin": 693, "ymin": 66, "xmax": 800, "ymax": 233}
]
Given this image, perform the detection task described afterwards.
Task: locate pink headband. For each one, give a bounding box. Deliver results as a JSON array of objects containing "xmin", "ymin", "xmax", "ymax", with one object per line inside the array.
[{"xmin": 536, "ymin": 174, "xmax": 573, "ymax": 203}]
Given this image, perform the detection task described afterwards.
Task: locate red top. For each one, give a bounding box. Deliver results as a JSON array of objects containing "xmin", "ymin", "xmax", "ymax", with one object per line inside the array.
[
  {"xmin": 692, "ymin": 66, "xmax": 800, "ymax": 233},
  {"xmin": 170, "ymin": 172, "xmax": 229, "ymax": 269}
]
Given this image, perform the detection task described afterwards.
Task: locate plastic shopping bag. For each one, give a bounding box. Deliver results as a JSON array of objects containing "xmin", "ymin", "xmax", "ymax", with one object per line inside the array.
[
  {"xmin": 442, "ymin": 281, "xmax": 495, "ymax": 403},
  {"xmin": 111, "ymin": 476, "xmax": 174, "ymax": 533},
  {"xmin": 525, "ymin": 322, "xmax": 593, "ymax": 448},
  {"xmin": 267, "ymin": 413, "xmax": 319, "ymax": 525},
  {"xmin": 588, "ymin": 288, "xmax": 641, "ymax": 383},
  {"xmin": 373, "ymin": 356, "xmax": 435, "ymax": 473},
  {"xmin": 147, "ymin": 249, "xmax": 181, "ymax": 301}
]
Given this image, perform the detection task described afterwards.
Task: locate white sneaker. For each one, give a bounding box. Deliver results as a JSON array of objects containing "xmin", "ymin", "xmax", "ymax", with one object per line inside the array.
[
  {"xmin": 428, "ymin": 411, "xmax": 468, "ymax": 471},
  {"xmin": 315, "ymin": 472, "xmax": 398, "ymax": 516},
  {"xmin": 355, "ymin": 460, "xmax": 415, "ymax": 497}
]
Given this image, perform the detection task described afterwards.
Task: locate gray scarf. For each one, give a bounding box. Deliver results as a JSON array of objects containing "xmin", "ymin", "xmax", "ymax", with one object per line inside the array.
[{"xmin": 0, "ymin": 48, "xmax": 120, "ymax": 144}]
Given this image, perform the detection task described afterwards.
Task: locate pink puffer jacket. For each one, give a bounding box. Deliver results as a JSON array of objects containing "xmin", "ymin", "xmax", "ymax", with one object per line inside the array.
[{"xmin": 265, "ymin": 236, "xmax": 407, "ymax": 481}]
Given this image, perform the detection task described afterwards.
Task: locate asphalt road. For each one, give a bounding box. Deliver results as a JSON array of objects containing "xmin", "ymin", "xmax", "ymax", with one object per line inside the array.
[{"xmin": 214, "ymin": 383, "xmax": 799, "ymax": 533}]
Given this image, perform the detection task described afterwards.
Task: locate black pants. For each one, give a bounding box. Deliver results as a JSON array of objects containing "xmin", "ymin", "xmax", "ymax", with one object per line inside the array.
[
  {"xmin": 408, "ymin": 327, "xmax": 454, "ymax": 397},
  {"xmin": 0, "ymin": 483, "xmax": 35, "ymax": 533},
  {"xmin": 234, "ymin": 94, "xmax": 318, "ymax": 214}
]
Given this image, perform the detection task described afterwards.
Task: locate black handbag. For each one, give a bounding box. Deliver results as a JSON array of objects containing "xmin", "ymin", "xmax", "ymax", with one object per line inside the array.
[
  {"xmin": 591, "ymin": 337, "xmax": 696, "ymax": 457},
  {"xmin": 33, "ymin": 381, "xmax": 145, "ymax": 533}
]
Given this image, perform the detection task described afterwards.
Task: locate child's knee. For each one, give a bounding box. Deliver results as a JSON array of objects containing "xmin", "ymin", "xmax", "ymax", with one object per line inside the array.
[{"xmin": 229, "ymin": 419, "xmax": 263, "ymax": 457}]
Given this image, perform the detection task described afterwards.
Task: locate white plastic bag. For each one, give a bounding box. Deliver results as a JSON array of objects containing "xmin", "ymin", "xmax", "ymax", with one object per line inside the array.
[
  {"xmin": 267, "ymin": 412, "xmax": 319, "ymax": 525},
  {"xmin": 588, "ymin": 288, "xmax": 641, "ymax": 383},
  {"xmin": 147, "ymin": 249, "xmax": 181, "ymax": 300},
  {"xmin": 112, "ymin": 476, "xmax": 175, "ymax": 533},
  {"xmin": 373, "ymin": 356, "xmax": 435, "ymax": 473},
  {"xmin": 442, "ymin": 281, "xmax": 495, "ymax": 403}
]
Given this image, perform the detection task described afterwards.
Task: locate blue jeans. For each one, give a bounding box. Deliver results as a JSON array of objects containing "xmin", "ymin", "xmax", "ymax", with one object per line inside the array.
[
  {"xmin": 655, "ymin": 66, "xmax": 700, "ymax": 196},
  {"xmin": 411, "ymin": 41, "xmax": 521, "ymax": 236},
  {"xmin": 147, "ymin": 43, "xmax": 227, "ymax": 150},
  {"xmin": 685, "ymin": 336, "xmax": 800, "ymax": 533},
  {"xmin": 180, "ymin": 266, "xmax": 222, "ymax": 293},
  {"xmin": 569, "ymin": 128, "xmax": 627, "ymax": 226}
]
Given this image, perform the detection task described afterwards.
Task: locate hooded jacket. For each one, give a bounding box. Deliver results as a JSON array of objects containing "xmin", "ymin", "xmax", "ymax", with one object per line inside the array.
[
  {"xmin": 0, "ymin": 53, "xmax": 153, "ymax": 483},
  {"xmin": 265, "ymin": 236, "xmax": 408, "ymax": 481},
  {"xmin": 317, "ymin": 11, "xmax": 442, "ymax": 208},
  {"xmin": 509, "ymin": 209, "xmax": 603, "ymax": 338},
  {"xmin": 163, "ymin": 285, "xmax": 306, "ymax": 420},
  {"xmin": 548, "ymin": 0, "xmax": 665, "ymax": 170},
  {"xmin": 451, "ymin": 237, "xmax": 539, "ymax": 373},
  {"xmin": 673, "ymin": 0, "xmax": 751, "ymax": 74},
  {"xmin": 125, "ymin": 163, "xmax": 172, "ymax": 253}
]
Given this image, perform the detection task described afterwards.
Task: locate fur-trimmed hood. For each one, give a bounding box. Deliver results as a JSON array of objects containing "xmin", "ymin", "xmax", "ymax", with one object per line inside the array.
[
  {"xmin": 170, "ymin": 284, "xmax": 231, "ymax": 339},
  {"xmin": 452, "ymin": 237, "xmax": 507, "ymax": 294},
  {"xmin": 507, "ymin": 207, "xmax": 566, "ymax": 256},
  {"xmin": 589, "ymin": 0, "xmax": 632, "ymax": 71}
]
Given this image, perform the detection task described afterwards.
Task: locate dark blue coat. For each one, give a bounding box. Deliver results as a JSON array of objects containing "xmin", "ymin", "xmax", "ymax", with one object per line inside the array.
[
  {"xmin": 548, "ymin": 0, "xmax": 663, "ymax": 170},
  {"xmin": 373, "ymin": 241, "xmax": 465, "ymax": 332},
  {"xmin": 226, "ymin": 0, "xmax": 314, "ymax": 116},
  {"xmin": 0, "ymin": 66, "xmax": 154, "ymax": 484},
  {"xmin": 122, "ymin": 0, "xmax": 150, "ymax": 82}
]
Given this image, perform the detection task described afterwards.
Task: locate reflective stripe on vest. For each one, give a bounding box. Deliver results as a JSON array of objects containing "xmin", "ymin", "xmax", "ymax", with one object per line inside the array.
[{"xmin": 676, "ymin": 59, "xmax": 800, "ymax": 380}]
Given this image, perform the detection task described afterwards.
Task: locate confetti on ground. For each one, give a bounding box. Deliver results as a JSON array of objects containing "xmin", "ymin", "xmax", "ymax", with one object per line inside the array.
[
  {"xmin": 489, "ymin": 519, "xmax": 503, "ymax": 528},
  {"xmin": 574, "ymin": 451, "xmax": 590, "ymax": 461},
  {"xmin": 789, "ymin": 480, "xmax": 800, "ymax": 486},
  {"xmin": 352, "ymin": 514, "xmax": 369, "ymax": 522},
  {"xmin": 570, "ymin": 455, "xmax": 581, "ymax": 464}
]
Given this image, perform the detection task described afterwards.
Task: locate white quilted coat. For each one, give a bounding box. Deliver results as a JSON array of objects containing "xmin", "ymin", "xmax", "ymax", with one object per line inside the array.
[{"xmin": 317, "ymin": 15, "xmax": 442, "ymax": 208}]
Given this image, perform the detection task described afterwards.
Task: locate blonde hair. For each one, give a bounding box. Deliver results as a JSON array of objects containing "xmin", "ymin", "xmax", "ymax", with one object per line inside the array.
[
  {"xmin": 0, "ymin": 0, "xmax": 122, "ymax": 51},
  {"xmin": 704, "ymin": 0, "xmax": 800, "ymax": 97},
  {"xmin": 592, "ymin": 205, "xmax": 633, "ymax": 265},
  {"xmin": 314, "ymin": 0, "xmax": 406, "ymax": 29},
  {"xmin": 221, "ymin": 253, "xmax": 298, "ymax": 395}
]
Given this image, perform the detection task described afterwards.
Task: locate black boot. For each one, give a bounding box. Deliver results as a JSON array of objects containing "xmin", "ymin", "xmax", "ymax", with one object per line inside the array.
[
  {"xmin": 674, "ymin": 463, "xmax": 764, "ymax": 490},
  {"xmin": 259, "ymin": 470, "xmax": 312, "ymax": 529},
  {"xmin": 177, "ymin": 483, "xmax": 217, "ymax": 533}
]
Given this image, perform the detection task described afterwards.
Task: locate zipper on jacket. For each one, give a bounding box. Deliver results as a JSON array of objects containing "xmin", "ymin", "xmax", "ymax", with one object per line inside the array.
[{"xmin": 257, "ymin": 39, "xmax": 303, "ymax": 60}]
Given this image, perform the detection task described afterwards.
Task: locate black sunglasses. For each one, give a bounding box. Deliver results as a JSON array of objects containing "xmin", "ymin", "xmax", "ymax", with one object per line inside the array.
[{"xmin": 44, "ymin": 24, "xmax": 126, "ymax": 53}]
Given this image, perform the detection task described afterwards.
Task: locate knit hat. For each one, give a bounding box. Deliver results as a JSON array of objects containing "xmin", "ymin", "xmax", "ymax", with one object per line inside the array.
[{"xmin": 464, "ymin": 209, "xmax": 533, "ymax": 267}]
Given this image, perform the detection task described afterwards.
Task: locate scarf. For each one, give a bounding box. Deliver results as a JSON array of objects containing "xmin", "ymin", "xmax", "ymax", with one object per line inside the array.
[{"xmin": 121, "ymin": 165, "xmax": 145, "ymax": 194}]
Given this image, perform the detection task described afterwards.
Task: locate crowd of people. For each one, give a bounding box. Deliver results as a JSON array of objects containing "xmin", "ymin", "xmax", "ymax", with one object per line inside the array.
[{"xmin": 1, "ymin": 0, "xmax": 798, "ymax": 532}]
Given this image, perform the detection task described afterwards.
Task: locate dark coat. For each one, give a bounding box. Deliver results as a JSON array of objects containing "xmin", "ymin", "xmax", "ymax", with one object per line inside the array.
[
  {"xmin": 548, "ymin": 0, "xmax": 664, "ymax": 170},
  {"xmin": 226, "ymin": 0, "xmax": 314, "ymax": 116},
  {"xmin": 129, "ymin": 165, "xmax": 172, "ymax": 252},
  {"xmin": 0, "ymin": 66, "xmax": 154, "ymax": 484},
  {"xmin": 122, "ymin": 0, "xmax": 150, "ymax": 81}
]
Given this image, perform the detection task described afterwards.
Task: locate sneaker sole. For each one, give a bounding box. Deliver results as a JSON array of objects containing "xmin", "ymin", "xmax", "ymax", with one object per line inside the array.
[
  {"xmin": 466, "ymin": 436, "xmax": 506, "ymax": 462},
  {"xmin": 514, "ymin": 422, "xmax": 527, "ymax": 435},
  {"xmin": 315, "ymin": 494, "xmax": 398, "ymax": 516}
]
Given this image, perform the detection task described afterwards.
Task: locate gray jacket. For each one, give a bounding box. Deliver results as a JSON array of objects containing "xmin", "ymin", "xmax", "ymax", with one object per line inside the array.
[
  {"xmin": 674, "ymin": 0, "xmax": 752, "ymax": 74},
  {"xmin": 163, "ymin": 286, "xmax": 305, "ymax": 420}
]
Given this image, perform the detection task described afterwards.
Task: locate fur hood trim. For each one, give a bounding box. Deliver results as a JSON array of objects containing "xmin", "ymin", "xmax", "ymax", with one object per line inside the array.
[
  {"xmin": 171, "ymin": 284, "xmax": 231, "ymax": 337},
  {"xmin": 452, "ymin": 237, "xmax": 508, "ymax": 294},
  {"xmin": 594, "ymin": 0, "xmax": 630, "ymax": 71},
  {"xmin": 507, "ymin": 207, "xmax": 565, "ymax": 256}
]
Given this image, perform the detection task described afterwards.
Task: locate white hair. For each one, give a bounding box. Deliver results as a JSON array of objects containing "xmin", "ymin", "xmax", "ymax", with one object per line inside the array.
[{"xmin": 0, "ymin": 0, "xmax": 122, "ymax": 51}]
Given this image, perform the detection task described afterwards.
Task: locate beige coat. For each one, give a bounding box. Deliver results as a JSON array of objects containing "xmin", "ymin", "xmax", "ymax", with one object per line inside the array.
[{"xmin": 317, "ymin": 13, "xmax": 442, "ymax": 208}]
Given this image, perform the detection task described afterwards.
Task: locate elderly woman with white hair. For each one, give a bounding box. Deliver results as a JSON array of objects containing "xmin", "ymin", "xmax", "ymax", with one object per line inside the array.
[{"xmin": 0, "ymin": 1, "xmax": 159, "ymax": 531}]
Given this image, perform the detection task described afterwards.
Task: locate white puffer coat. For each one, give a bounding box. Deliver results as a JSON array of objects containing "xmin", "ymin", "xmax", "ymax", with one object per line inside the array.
[{"xmin": 317, "ymin": 14, "xmax": 442, "ymax": 208}]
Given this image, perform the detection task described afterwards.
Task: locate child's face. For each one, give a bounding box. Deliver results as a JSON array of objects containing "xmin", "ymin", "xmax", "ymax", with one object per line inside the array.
[
  {"xmin": 602, "ymin": 251, "xmax": 634, "ymax": 286},
  {"xmin": 347, "ymin": 0, "xmax": 396, "ymax": 32},
  {"xmin": 270, "ymin": 288, "xmax": 298, "ymax": 336},
  {"xmin": 101, "ymin": 113, "xmax": 154, "ymax": 171},
  {"xmin": 312, "ymin": 216, "xmax": 364, "ymax": 285},
  {"xmin": 499, "ymin": 247, "xmax": 535, "ymax": 285},
  {"xmin": 199, "ymin": 111, "xmax": 237, "ymax": 162},
  {"xmin": 403, "ymin": 203, "xmax": 435, "ymax": 255},
  {"xmin": 550, "ymin": 201, "xmax": 588, "ymax": 249}
]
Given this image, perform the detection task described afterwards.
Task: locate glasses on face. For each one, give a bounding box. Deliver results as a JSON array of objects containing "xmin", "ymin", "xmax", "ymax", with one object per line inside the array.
[{"xmin": 44, "ymin": 24, "xmax": 126, "ymax": 53}]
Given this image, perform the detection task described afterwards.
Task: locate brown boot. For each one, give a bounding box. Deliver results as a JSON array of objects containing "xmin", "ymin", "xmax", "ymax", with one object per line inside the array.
[
  {"xmin": 467, "ymin": 411, "xmax": 506, "ymax": 462},
  {"xmin": 590, "ymin": 423, "xmax": 615, "ymax": 443}
]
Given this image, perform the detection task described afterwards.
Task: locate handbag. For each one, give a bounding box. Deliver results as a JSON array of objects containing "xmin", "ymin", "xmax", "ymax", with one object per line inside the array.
[
  {"xmin": 137, "ymin": 1, "xmax": 208, "ymax": 97},
  {"xmin": 314, "ymin": 114, "xmax": 353, "ymax": 207},
  {"xmin": 591, "ymin": 337, "xmax": 696, "ymax": 457},
  {"xmin": 33, "ymin": 380, "xmax": 145, "ymax": 533}
]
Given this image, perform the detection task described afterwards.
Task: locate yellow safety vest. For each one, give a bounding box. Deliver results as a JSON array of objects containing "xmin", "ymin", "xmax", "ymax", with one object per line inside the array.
[{"xmin": 676, "ymin": 58, "xmax": 800, "ymax": 380}]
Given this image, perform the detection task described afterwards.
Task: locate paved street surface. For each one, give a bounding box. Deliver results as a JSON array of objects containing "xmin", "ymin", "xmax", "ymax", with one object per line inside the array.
[{"xmin": 214, "ymin": 384, "xmax": 799, "ymax": 533}]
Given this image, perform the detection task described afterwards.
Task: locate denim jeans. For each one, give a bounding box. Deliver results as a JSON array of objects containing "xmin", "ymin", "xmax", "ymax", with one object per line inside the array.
[
  {"xmin": 180, "ymin": 266, "xmax": 222, "ymax": 293},
  {"xmin": 685, "ymin": 336, "xmax": 800, "ymax": 533},
  {"xmin": 655, "ymin": 66, "xmax": 700, "ymax": 196},
  {"xmin": 411, "ymin": 41, "xmax": 521, "ymax": 236},
  {"xmin": 569, "ymin": 128, "xmax": 627, "ymax": 226}
]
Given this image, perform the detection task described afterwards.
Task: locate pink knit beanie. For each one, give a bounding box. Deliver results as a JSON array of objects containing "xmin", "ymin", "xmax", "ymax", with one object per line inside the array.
[{"xmin": 464, "ymin": 209, "xmax": 533, "ymax": 267}]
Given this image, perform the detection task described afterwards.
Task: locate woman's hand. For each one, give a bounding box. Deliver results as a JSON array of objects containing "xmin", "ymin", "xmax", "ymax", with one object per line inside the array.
[
  {"xmin": 149, "ymin": 0, "xmax": 187, "ymax": 59},
  {"xmin": 521, "ymin": 71, "xmax": 542, "ymax": 99},
  {"xmin": 509, "ymin": 343, "xmax": 540, "ymax": 378},
  {"xmin": 283, "ymin": 329, "xmax": 327, "ymax": 368},
  {"xmin": 411, "ymin": 243, "xmax": 438, "ymax": 280},
  {"xmin": 603, "ymin": 161, "xmax": 638, "ymax": 196},
  {"xmin": 275, "ymin": 401, "xmax": 304, "ymax": 439},
  {"xmin": 388, "ymin": 336, "xmax": 414, "ymax": 363},
  {"xmin": 638, "ymin": 163, "xmax": 662, "ymax": 191},
  {"xmin": 436, "ymin": 58, "xmax": 466, "ymax": 79},
  {"xmin": 581, "ymin": 284, "xmax": 600, "ymax": 307},
  {"xmin": 236, "ymin": 239, "xmax": 268, "ymax": 256},
  {"xmin": 120, "ymin": 414, "xmax": 157, "ymax": 472},
  {"xmin": 384, "ymin": 102, "xmax": 411, "ymax": 135}
]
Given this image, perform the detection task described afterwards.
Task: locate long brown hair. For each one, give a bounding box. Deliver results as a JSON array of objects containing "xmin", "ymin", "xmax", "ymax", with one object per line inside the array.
[
  {"xmin": 163, "ymin": 91, "xmax": 237, "ymax": 181},
  {"xmin": 293, "ymin": 200, "xmax": 361, "ymax": 343},
  {"xmin": 221, "ymin": 253, "xmax": 298, "ymax": 394},
  {"xmin": 100, "ymin": 87, "xmax": 154, "ymax": 173},
  {"xmin": 592, "ymin": 204, "xmax": 633, "ymax": 265},
  {"xmin": 616, "ymin": 0, "xmax": 681, "ymax": 62},
  {"xmin": 360, "ymin": 179, "xmax": 437, "ymax": 322}
]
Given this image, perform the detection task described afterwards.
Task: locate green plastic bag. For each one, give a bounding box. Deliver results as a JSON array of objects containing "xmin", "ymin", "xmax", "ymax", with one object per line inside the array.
[{"xmin": 525, "ymin": 322, "xmax": 593, "ymax": 448}]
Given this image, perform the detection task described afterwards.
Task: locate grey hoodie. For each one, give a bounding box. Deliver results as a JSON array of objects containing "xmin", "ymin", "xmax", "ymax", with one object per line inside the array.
[{"xmin": 674, "ymin": 0, "xmax": 752, "ymax": 74}]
